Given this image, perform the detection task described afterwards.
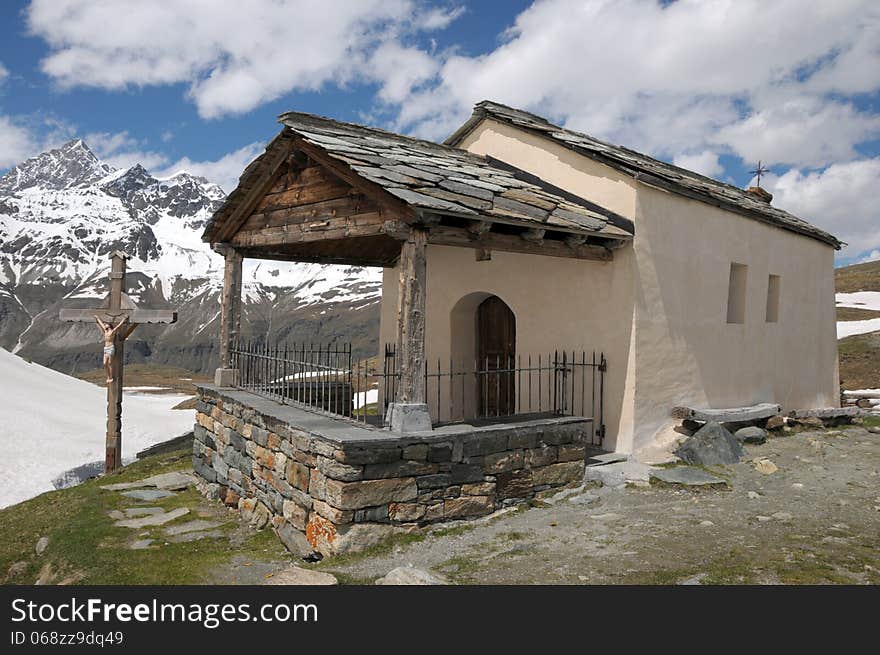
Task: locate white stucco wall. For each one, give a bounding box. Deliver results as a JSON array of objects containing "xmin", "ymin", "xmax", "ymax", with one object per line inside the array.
[
  {"xmin": 450, "ymin": 117, "xmax": 839, "ymax": 455},
  {"xmin": 380, "ymin": 244, "xmax": 635, "ymax": 450}
]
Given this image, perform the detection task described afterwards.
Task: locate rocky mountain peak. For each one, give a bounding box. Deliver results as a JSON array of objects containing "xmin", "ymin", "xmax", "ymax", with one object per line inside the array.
[{"xmin": 0, "ymin": 139, "xmax": 114, "ymax": 195}]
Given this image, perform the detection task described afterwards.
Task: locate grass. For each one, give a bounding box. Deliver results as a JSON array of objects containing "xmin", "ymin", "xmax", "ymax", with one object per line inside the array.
[
  {"xmin": 76, "ymin": 364, "xmax": 210, "ymax": 395},
  {"xmin": 835, "ymin": 259, "xmax": 880, "ymax": 294},
  {"xmin": 837, "ymin": 306, "xmax": 880, "ymax": 321},
  {"xmin": 838, "ymin": 331, "xmax": 880, "ymax": 390},
  {"xmin": 0, "ymin": 448, "xmax": 289, "ymax": 585}
]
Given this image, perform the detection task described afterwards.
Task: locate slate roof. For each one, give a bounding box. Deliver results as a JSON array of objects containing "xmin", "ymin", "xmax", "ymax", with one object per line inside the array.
[
  {"xmin": 202, "ymin": 111, "xmax": 634, "ymax": 243},
  {"xmin": 446, "ymin": 101, "xmax": 841, "ymax": 249}
]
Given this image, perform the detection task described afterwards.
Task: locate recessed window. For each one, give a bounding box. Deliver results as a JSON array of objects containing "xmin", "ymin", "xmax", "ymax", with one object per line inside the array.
[
  {"xmin": 766, "ymin": 274, "xmax": 781, "ymax": 323},
  {"xmin": 726, "ymin": 262, "xmax": 747, "ymax": 324}
]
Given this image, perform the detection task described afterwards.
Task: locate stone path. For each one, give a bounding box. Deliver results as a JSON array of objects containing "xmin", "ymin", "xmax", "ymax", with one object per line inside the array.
[{"xmin": 100, "ymin": 469, "xmax": 226, "ymax": 549}]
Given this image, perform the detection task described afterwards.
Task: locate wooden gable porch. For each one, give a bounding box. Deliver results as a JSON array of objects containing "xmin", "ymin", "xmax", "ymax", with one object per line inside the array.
[{"xmin": 203, "ymin": 111, "xmax": 634, "ymax": 431}]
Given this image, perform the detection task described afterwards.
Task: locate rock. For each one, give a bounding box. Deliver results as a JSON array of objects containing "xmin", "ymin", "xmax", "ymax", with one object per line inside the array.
[
  {"xmin": 583, "ymin": 460, "xmax": 653, "ymax": 488},
  {"xmin": 164, "ymin": 520, "xmax": 225, "ymax": 536},
  {"xmin": 674, "ymin": 422, "xmax": 744, "ymax": 466},
  {"xmin": 772, "ymin": 512, "xmax": 793, "ymax": 521},
  {"xmin": 650, "ymin": 466, "xmax": 726, "ymax": 487},
  {"xmin": 735, "ymin": 426, "xmax": 768, "ymax": 444},
  {"xmin": 868, "ymin": 427, "xmax": 880, "ymax": 435},
  {"xmin": 6, "ymin": 561, "xmax": 28, "ymax": 579},
  {"xmin": 678, "ymin": 573, "xmax": 706, "ymax": 585},
  {"xmin": 114, "ymin": 507, "xmax": 190, "ymax": 529},
  {"xmin": 747, "ymin": 491, "xmax": 761, "ymax": 499},
  {"xmin": 168, "ymin": 530, "xmax": 224, "ymax": 543},
  {"xmin": 124, "ymin": 507, "xmax": 164, "ymax": 517},
  {"xmin": 130, "ymin": 539, "xmax": 154, "ymax": 550},
  {"xmin": 791, "ymin": 483, "xmax": 804, "ymax": 489},
  {"xmin": 101, "ymin": 481, "xmax": 150, "ymax": 491},
  {"xmin": 754, "ymin": 458, "xmax": 778, "ymax": 475},
  {"xmin": 144, "ymin": 471, "xmax": 194, "ymax": 490},
  {"xmin": 275, "ymin": 521, "xmax": 316, "ymax": 558},
  {"xmin": 765, "ymin": 415, "xmax": 785, "ymax": 430},
  {"xmin": 35, "ymin": 537, "xmax": 49, "ymax": 555},
  {"xmin": 569, "ymin": 492, "xmax": 601, "ymax": 506},
  {"xmin": 265, "ymin": 566, "xmax": 337, "ymax": 585},
  {"xmin": 756, "ymin": 515, "xmax": 772, "ymax": 522},
  {"xmin": 121, "ymin": 489, "xmax": 174, "ymax": 501},
  {"xmin": 108, "ymin": 510, "xmax": 126, "ymax": 520},
  {"xmin": 375, "ymin": 567, "xmax": 449, "ymax": 585},
  {"xmin": 324, "ymin": 476, "xmax": 417, "ymax": 510},
  {"xmin": 790, "ymin": 416, "xmax": 824, "ymax": 428},
  {"xmin": 699, "ymin": 520, "xmax": 714, "ymax": 527}
]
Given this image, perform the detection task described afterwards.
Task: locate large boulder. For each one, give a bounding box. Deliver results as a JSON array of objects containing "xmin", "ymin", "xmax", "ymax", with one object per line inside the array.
[{"xmin": 674, "ymin": 422, "xmax": 744, "ymax": 466}]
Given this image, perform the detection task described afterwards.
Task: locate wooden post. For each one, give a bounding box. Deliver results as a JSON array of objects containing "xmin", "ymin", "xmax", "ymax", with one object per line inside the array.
[
  {"xmin": 216, "ymin": 245, "xmax": 243, "ymax": 386},
  {"xmin": 58, "ymin": 251, "xmax": 178, "ymax": 474},
  {"xmin": 105, "ymin": 254, "xmax": 126, "ymax": 471},
  {"xmin": 396, "ymin": 226, "xmax": 428, "ymax": 403},
  {"xmin": 387, "ymin": 226, "xmax": 432, "ymax": 432}
]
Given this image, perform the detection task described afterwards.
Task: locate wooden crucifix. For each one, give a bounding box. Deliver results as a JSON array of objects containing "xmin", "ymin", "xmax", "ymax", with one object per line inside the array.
[{"xmin": 59, "ymin": 251, "xmax": 178, "ymax": 473}]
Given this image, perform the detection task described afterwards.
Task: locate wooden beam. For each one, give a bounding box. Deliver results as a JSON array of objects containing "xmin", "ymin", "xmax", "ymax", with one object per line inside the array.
[
  {"xmin": 522, "ymin": 228, "xmax": 546, "ymax": 241},
  {"xmin": 215, "ymin": 140, "xmax": 292, "ymax": 242},
  {"xmin": 219, "ymin": 248, "xmax": 243, "ymax": 368},
  {"xmin": 395, "ymin": 226, "xmax": 428, "ymax": 404},
  {"xmin": 291, "ymin": 136, "xmax": 416, "ymax": 221},
  {"xmin": 468, "ymin": 220, "xmax": 491, "ymax": 235},
  {"xmin": 59, "ymin": 308, "xmax": 177, "ymax": 324},
  {"xmin": 231, "ymin": 212, "xmax": 386, "ymax": 248},
  {"xmin": 236, "ymin": 248, "xmax": 397, "ymax": 268},
  {"xmin": 427, "ymin": 225, "xmax": 612, "ymax": 261}
]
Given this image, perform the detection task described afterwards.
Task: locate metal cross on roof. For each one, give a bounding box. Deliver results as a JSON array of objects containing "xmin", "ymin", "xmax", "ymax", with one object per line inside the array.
[{"xmin": 750, "ymin": 160, "xmax": 769, "ymax": 187}]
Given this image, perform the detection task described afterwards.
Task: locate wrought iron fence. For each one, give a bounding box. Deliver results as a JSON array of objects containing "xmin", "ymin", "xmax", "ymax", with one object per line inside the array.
[
  {"xmin": 230, "ymin": 340, "xmax": 606, "ymax": 444},
  {"xmin": 383, "ymin": 346, "xmax": 606, "ymax": 444}
]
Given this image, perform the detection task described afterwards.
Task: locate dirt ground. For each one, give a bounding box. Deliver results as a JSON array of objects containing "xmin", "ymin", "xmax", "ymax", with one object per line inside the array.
[{"xmin": 316, "ymin": 425, "xmax": 880, "ymax": 585}]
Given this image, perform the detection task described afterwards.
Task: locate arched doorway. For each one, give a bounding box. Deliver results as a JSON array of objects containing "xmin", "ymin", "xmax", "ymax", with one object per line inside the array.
[{"xmin": 477, "ymin": 296, "xmax": 516, "ymax": 416}]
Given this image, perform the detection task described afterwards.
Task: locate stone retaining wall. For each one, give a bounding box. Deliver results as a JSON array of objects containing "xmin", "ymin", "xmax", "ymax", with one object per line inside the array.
[{"xmin": 193, "ymin": 385, "xmax": 589, "ymax": 556}]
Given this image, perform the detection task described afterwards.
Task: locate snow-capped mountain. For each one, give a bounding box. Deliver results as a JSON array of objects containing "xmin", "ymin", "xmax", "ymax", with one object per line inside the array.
[{"xmin": 0, "ymin": 140, "xmax": 382, "ymax": 374}]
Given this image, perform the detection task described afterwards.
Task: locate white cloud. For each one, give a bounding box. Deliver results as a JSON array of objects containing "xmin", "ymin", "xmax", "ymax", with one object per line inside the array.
[
  {"xmin": 859, "ymin": 250, "xmax": 880, "ymax": 264},
  {"xmin": 27, "ymin": 0, "xmax": 460, "ymax": 119},
  {"xmin": 0, "ymin": 62, "xmax": 8, "ymax": 85},
  {"xmin": 764, "ymin": 158, "xmax": 880, "ymax": 258},
  {"xmin": 156, "ymin": 142, "xmax": 265, "ymax": 192},
  {"xmin": 714, "ymin": 94, "xmax": 880, "ymax": 168},
  {"xmin": 0, "ymin": 116, "xmax": 37, "ymax": 168},
  {"xmin": 84, "ymin": 130, "xmax": 170, "ymax": 171},
  {"xmin": 672, "ymin": 150, "xmax": 723, "ymax": 178}
]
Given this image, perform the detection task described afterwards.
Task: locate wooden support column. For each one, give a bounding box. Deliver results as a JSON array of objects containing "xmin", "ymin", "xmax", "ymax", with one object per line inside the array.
[
  {"xmin": 216, "ymin": 245, "xmax": 243, "ymax": 386},
  {"xmin": 387, "ymin": 225, "xmax": 432, "ymax": 432}
]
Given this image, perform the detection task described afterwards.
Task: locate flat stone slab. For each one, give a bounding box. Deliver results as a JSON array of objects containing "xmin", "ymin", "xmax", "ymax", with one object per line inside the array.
[
  {"xmin": 375, "ymin": 567, "xmax": 449, "ymax": 585},
  {"xmin": 114, "ymin": 507, "xmax": 189, "ymax": 529},
  {"xmin": 650, "ymin": 466, "xmax": 727, "ymax": 487},
  {"xmin": 168, "ymin": 530, "xmax": 224, "ymax": 544},
  {"xmin": 145, "ymin": 471, "xmax": 194, "ymax": 490},
  {"xmin": 671, "ymin": 402, "xmax": 781, "ymax": 423},
  {"xmin": 101, "ymin": 471, "xmax": 193, "ymax": 492},
  {"xmin": 130, "ymin": 539, "xmax": 155, "ymax": 550},
  {"xmin": 583, "ymin": 460, "xmax": 654, "ymax": 488},
  {"xmin": 164, "ymin": 520, "xmax": 225, "ymax": 536},
  {"xmin": 585, "ymin": 453, "xmax": 628, "ymax": 467},
  {"xmin": 265, "ymin": 566, "xmax": 338, "ymax": 585},
  {"xmin": 101, "ymin": 481, "xmax": 149, "ymax": 491},
  {"xmin": 124, "ymin": 507, "xmax": 165, "ymax": 517},
  {"xmin": 120, "ymin": 489, "xmax": 174, "ymax": 501}
]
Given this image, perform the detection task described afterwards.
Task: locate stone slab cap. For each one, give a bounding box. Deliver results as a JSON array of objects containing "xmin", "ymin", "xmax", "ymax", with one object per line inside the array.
[
  {"xmin": 214, "ymin": 367, "xmax": 239, "ymax": 388},
  {"xmin": 386, "ymin": 402, "xmax": 433, "ymax": 433}
]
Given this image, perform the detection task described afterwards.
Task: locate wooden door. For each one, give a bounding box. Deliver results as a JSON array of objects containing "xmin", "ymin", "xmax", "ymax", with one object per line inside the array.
[{"xmin": 477, "ymin": 296, "xmax": 516, "ymax": 416}]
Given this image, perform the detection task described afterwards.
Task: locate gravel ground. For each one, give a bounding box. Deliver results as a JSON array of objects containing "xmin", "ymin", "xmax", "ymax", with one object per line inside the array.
[{"xmin": 317, "ymin": 425, "xmax": 880, "ymax": 585}]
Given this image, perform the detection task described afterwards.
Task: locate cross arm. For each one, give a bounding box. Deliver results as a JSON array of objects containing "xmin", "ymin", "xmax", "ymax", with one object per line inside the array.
[{"xmin": 59, "ymin": 308, "xmax": 178, "ymax": 324}]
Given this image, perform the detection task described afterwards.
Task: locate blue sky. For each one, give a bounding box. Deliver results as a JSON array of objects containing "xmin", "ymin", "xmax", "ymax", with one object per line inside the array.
[{"xmin": 0, "ymin": 0, "xmax": 878, "ymax": 263}]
